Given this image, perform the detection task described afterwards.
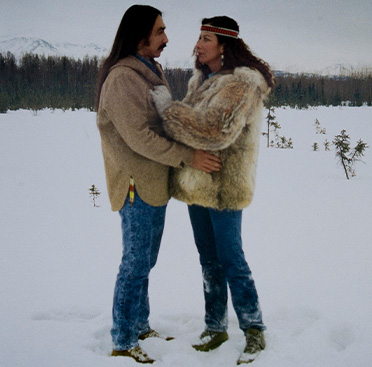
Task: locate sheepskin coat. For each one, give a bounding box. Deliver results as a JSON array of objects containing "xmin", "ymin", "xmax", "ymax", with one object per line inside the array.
[
  {"xmin": 162, "ymin": 66, "xmax": 270, "ymax": 210},
  {"xmin": 97, "ymin": 56, "xmax": 193, "ymax": 211}
]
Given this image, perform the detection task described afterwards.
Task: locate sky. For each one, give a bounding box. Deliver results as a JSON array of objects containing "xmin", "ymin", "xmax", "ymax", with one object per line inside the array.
[{"xmin": 1, "ymin": 0, "xmax": 371, "ymax": 73}]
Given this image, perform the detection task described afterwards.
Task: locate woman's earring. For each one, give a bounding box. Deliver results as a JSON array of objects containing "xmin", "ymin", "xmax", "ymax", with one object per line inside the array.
[{"xmin": 221, "ymin": 53, "xmax": 224, "ymax": 66}]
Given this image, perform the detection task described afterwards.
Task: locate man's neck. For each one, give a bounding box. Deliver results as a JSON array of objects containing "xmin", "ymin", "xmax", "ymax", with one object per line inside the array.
[{"xmin": 135, "ymin": 54, "xmax": 160, "ymax": 77}]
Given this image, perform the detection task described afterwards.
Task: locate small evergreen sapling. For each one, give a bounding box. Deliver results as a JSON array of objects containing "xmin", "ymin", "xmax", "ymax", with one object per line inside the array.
[
  {"xmin": 89, "ymin": 184, "xmax": 101, "ymax": 207},
  {"xmin": 263, "ymin": 107, "xmax": 280, "ymax": 148},
  {"xmin": 314, "ymin": 119, "xmax": 326, "ymax": 134},
  {"xmin": 324, "ymin": 139, "xmax": 330, "ymax": 151},
  {"xmin": 313, "ymin": 118, "xmax": 327, "ymax": 152},
  {"xmin": 332, "ymin": 130, "xmax": 368, "ymax": 179},
  {"xmin": 273, "ymin": 135, "xmax": 293, "ymax": 149},
  {"xmin": 263, "ymin": 107, "xmax": 293, "ymax": 149}
]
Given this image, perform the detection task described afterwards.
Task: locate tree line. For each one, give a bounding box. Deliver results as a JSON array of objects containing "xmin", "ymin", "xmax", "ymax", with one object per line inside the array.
[
  {"xmin": 0, "ymin": 52, "xmax": 99, "ymax": 113},
  {"xmin": 268, "ymin": 69, "xmax": 372, "ymax": 108},
  {"xmin": 0, "ymin": 52, "xmax": 371, "ymax": 113}
]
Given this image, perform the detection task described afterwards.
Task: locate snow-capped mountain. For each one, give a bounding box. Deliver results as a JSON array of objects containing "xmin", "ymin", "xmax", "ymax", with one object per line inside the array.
[
  {"xmin": 0, "ymin": 37, "xmax": 366, "ymax": 75},
  {"xmin": 0, "ymin": 37, "xmax": 108, "ymax": 59},
  {"xmin": 161, "ymin": 58, "xmax": 194, "ymax": 70},
  {"xmin": 316, "ymin": 63, "xmax": 364, "ymax": 76}
]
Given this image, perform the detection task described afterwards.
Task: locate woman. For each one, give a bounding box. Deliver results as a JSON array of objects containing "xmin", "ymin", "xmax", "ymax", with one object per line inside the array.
[{"xmin": 151, "ymin": 16, "xmax": 275, "ymax": 364}]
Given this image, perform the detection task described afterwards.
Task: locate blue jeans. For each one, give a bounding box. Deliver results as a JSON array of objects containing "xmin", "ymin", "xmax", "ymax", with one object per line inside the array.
[
  {"xmin": 188, "ymin": 205, "xmax": 265, "ymax": 332},
  {"xmin": 111, "ymin": 190, "xmax": 167, "ymax": 351}
]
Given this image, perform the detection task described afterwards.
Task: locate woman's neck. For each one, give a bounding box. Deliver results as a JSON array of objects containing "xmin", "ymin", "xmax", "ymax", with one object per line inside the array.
[{"xmin": 207, "ymin": 60, "xmax": 222, "ymax": 74}]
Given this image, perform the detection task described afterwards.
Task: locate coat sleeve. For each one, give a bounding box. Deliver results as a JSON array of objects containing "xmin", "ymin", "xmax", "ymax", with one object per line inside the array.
[
  {"xmin": 162, "ymin": 80, "xmax": 265, "ymax": 151},
  {"xmin": 101, "ymin": 68, "xmax": 193, "ymax": 167}
]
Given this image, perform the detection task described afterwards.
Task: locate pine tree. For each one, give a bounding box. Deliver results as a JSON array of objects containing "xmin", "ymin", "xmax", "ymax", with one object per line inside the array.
[
  {"xmin": 263, "ymin": 107, "xmax": 281, "ymax": 148},
  {"xmin": 0, "ymin": 91, "xmax": 8, "ymax": 113},
  {"xmin": 332, "ymin": 130, "xmax": 369, "ymax": 179},
  {"xmin": 89, "ymin": 184, "xmax": 101, "ymax": 207},
  {"xmin": 314, "ymin": 119, "xmax": 326, "ymax": 134},
  {"xmin": 324, "ymin": 139, "xmax": 330, "ymax": 151}
]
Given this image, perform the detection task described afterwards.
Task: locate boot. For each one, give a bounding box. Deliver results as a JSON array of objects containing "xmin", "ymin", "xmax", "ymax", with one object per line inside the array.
[
  {"xmin": 237, "ymin": 328, "xmax": 265, "ymax": 364},
  {"xmin": 192, "ymin": 330, "xmax": 229, "ymax": 352},
  {"xmin": 139, "ymin": 328, "xmax": 174, "ymax": 341},
  {"xmin": 111, "ymin": 346, "xmax": 155, "ymax": 364}
]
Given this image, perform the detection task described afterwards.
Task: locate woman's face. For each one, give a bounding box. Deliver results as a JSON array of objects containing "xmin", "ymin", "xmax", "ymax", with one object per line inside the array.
[{"xmin": 196, "ymin": 30, "xmax": 224, "ymax": 72}]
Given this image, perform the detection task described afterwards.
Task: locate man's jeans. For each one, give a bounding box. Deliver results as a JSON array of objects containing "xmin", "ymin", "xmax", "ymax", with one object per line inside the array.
[
  {"xmin": 111, "ymin": 190, "xmax": 166, "ymax": 351},
  {"xmin": 188, "ymin": 205, "xmax": 265, "ymax": 332}
]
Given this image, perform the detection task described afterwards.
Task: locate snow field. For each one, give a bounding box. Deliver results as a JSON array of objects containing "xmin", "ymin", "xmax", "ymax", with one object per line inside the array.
[{"xmin": 0, "ymin": 106, "xmax": 371, "ymax": 366}]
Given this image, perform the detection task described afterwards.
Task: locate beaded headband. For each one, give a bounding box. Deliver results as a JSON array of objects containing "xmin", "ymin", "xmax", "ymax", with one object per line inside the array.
[{"xmin": 200, "ymin": 25, "xmax": 239, "ymax": 39}]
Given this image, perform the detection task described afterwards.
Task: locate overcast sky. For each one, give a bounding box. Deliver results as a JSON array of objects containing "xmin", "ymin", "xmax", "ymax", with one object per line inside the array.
[{"xmin": 1, "ymin": 0, "xmax": 371, "ymax": 72}]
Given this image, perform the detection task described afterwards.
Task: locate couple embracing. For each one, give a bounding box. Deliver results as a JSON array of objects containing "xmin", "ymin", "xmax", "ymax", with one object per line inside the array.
[{"xmin": 96, "ymin": 4, "xmax": 275, "ymax": 365}]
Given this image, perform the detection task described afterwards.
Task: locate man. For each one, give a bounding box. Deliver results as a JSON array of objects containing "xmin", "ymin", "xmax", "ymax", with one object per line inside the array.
[{"xmin": 95, "ymin": 5, "xmax": 221, "ymax": 364}]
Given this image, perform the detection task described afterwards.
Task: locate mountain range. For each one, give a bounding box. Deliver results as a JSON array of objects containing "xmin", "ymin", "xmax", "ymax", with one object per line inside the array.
[
  {"xmin": 0, "ymin": 37, "xmax": 109, "ymax": 60},
  {"xmin": 0, "ymin": 37, "xmax": 363, "ymax": 76}
]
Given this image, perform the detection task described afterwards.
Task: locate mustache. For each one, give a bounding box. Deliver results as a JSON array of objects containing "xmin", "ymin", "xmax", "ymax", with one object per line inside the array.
[{"xmin": 158, "ymin": 43, "xmax": 167, "ymax": 51}]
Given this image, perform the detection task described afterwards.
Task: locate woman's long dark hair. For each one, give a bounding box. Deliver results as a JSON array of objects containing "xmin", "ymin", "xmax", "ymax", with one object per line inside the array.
[
  {"xmin": 95, "ymin": 5, "xmax": 162, "ymax": 111},
  {"xmin": 196, "ymin": 16, "xmax": 275, "ymax": 90}
]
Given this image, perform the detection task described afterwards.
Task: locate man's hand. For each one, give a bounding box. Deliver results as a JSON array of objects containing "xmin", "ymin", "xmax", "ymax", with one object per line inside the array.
[{"xmin": 191, "ymin": 149, "xmax": 222, "ymax": 173}]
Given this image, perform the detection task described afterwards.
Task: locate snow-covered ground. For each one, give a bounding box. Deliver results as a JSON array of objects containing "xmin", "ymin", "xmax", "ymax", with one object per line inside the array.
[{"xmin": 0, "ymin": 106, "xmax": 371, "ymax": 367}]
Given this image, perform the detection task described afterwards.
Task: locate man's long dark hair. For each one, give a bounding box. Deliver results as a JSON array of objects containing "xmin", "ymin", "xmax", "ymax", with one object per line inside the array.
[
  {"xmin": 95, "ymin": 5, "xmax": 162, "ymax": 111},
  {"xmin": 196, "ymin": 16, "xmax": 275, "ymax": 90}
]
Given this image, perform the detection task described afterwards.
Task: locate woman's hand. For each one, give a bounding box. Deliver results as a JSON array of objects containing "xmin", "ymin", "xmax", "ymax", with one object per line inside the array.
[{"xmin": 150, "ymin": 85, "xmax": 173, "ymax": 117}]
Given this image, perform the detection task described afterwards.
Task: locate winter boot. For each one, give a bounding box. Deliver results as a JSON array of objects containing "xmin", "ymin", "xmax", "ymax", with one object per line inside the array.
[
  {"xmin": 192, "ymin": 330, "xmax": 229, "ymax": 352},
  {"xmin": 139, "ymin": 328, "xmax": 174, "ymax": 341},
  {"xmin": 111, "ymin": 346, "xmax": 155, "ymax": 364},
  {"xmin": 237, "ymin": 328, "xmax": 265, "ymax": 364}
]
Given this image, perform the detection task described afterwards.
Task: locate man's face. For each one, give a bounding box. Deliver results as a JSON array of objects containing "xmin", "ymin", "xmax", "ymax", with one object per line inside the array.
[{"xmin": 137, "ymin": 15, "xmax": 168, "ymax": 59}]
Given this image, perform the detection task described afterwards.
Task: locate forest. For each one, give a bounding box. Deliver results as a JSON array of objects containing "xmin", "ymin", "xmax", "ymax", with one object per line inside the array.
[{"xmin": 0, "ymin": 52, "xmax": 371, "ymax": 113}]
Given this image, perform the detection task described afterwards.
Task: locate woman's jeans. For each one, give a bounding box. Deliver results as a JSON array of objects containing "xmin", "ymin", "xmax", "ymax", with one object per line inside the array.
[
  {"xmin": 188, "ymin": 204, "xmax": 265, "ymax": 332},
  {"xmin": 111, "ymin": 191, "xmax": 166, "ymax": 351}
]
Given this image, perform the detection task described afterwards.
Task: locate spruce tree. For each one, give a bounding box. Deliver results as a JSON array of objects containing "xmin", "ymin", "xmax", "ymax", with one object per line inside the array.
[{"xmin": 332, "ymin": 130, "xmax": 368, "ymax": 179}]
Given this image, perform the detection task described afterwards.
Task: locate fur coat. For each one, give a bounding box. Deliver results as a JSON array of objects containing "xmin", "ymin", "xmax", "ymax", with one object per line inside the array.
[{"xmin": 162, "ymin": 66, "xmax": 270, "ymax": 210}]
